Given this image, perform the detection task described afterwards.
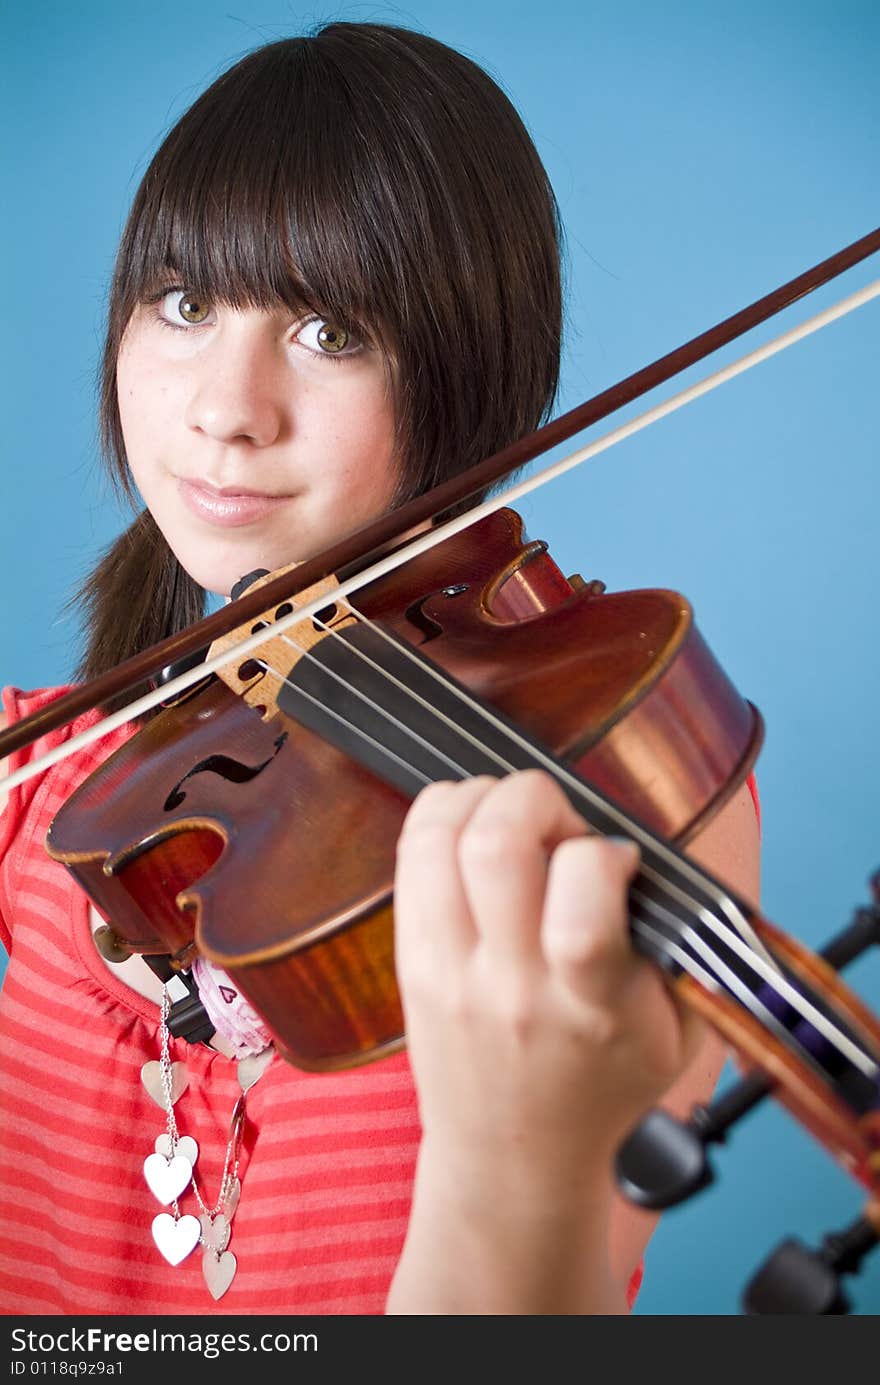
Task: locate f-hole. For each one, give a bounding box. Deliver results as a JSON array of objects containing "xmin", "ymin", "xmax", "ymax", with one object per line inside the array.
[{"xmin": 163, "ymin": 733, "xmax": 288, "ymax": 811}]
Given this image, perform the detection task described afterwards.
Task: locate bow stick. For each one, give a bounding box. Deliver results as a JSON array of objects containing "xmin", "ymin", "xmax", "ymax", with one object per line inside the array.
[{"xmin": 1, "ymin": 226, "xmax": 878, "ymax": 782}]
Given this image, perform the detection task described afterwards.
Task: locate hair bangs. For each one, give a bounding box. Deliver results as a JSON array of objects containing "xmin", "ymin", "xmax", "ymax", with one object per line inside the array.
[{"xmin": 117, "ymin": 42, "xmax": 402, "ymax": 351}]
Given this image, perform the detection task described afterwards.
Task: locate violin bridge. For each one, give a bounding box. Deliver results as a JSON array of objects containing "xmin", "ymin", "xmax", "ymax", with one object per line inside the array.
[{"xmin": 208, "ymin": 566, "xmax": 357, "ymax": 720}]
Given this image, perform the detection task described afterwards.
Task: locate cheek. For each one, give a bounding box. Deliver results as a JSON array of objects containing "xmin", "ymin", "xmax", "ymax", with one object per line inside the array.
[
  {"xmin": 333, "ymin": 387, "xmax": 399, "ymax": 505},
  {"xmin": 116, "ymin": 348, "xmax": 149, "ymax": 446},
  {"xmin": 116, "ymin": 349, "xmax": 176, "ymax": 464}
]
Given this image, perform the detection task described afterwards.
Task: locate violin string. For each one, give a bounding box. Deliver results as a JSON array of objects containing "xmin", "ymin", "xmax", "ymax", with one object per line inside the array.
[
  {"xmin": 612, "ymin": 907, "xmax": 852, "ymax": 1097},
  {"xmin": 259, "ymin": 622, "xmax": 874, "ymax": 1080},
  {"xmin": 251, "ymin": 610, "xmax": 876, "ymax": 1080},
  {"xmin": 355, "ymin": 618, "xmax": 878, "ymax": 1078},
  {"xmin": 248, "ymin": 637, "xmax": 734, "ymax": 999},
  {"xmin": 313, "ymin": 609, "xmax": 878, "ymax": 1075},
  {"xmin": 7, "ymin": 274, "xmax": 878, "ymax": 798},
  {"xmin": 273, "ymin": 606, "xmax": 766, "ymax": 941},
  {"xmin": 628, "ymin": 883, "xmax": 877, "ymax": 1080}
]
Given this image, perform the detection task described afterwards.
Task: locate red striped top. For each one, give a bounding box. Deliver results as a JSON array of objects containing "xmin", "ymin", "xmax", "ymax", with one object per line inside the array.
[{"xmin": 0, "ymin": 685, "xmax": 644, "ymax": 1315}]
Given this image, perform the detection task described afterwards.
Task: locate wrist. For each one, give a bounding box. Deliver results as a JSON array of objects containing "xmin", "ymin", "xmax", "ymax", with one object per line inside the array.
[
  {"xmin": 415, "ymin": 1123, "xmax": 621, "ymax": 1213},
  {"xmin": 387, "ymin": 1135, "xmax": 627, "ymax": 1315}
]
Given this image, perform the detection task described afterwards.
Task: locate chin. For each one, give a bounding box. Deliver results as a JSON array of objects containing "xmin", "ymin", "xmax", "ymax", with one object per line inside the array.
[
  {"xmin": 173, "ymin": 546, "xmax": 279, "ymax": 603},
  {"xmin": 165, "ymin": 512, "xmax": 311, "ymax": 603}
]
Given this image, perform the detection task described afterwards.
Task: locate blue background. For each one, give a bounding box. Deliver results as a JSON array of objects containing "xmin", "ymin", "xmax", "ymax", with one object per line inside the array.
[{"xmin": 2, "ymin": 0, "xmax": 878, "ymax": 1315}]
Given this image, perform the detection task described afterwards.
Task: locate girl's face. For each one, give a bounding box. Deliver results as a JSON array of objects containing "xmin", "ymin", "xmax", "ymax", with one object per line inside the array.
[{"xmin": 116, "ymin": 286, "xmax": 398, "ymax": 596}]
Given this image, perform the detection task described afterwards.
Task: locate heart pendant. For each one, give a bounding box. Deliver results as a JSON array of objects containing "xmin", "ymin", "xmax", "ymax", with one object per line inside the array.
[
  {"xmin": 144, "ymin": 1152, "xmax": 194, "ymax": 1204},
  {"xmin": 155, "ymin": 1133, "xmax": 199, "ymax": 1165},
  {"xmin": 203, "ymin": 1248, "xmax": 237, "ymax": 1300},
  {"xmin": 141, "ymin": 1061, "xmax": 188, "ymax": 1110},
  {"xmin": 199, "ymin": 1212, "xmax": 231, "ymax": 1252},
  {"xmin": 152, "ymin": 1212, "xmax": 200, "ymax": 1266},
  {"xmin": 237, "ymin": 1046, "xmax": 275, "ymax": 1092}
]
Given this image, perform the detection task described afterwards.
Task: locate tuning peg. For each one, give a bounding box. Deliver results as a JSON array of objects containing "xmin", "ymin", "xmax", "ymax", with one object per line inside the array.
[
  {"xmin": 819, "ymin": 871, "xmax": 880, "ymax": 969},
  {"xmin": 742, "ymin": 1206, "xmax": 880, "ymax": 1314},
  {"xmin": 614, "ymin": 1071, "xmax": 770, "ymax": 1209}
]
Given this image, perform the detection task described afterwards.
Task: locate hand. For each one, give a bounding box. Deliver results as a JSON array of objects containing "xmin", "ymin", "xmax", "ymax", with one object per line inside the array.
[{"xmin": 393, "ymin": 769, "xmax": 706, "ymax": 1201}]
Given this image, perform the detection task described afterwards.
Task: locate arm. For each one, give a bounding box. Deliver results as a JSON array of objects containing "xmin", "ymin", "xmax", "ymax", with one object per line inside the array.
[{"xmin": 386, "ymin": 772, "xmax": 760, "ymax": 1315}]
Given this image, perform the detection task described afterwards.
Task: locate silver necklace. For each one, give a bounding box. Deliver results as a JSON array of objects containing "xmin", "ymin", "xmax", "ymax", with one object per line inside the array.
[{"xmin": 140, "ymin": 986, "xmax": 273, "ymax": 1301}]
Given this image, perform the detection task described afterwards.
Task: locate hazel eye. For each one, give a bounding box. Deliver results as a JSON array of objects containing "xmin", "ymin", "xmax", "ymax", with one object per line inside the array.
[
  {"xmin": 297, "ymin": 318, "xmax": 359, "ymax": 356},
  {"xmin": 160, "ymin": 289, "xmax": 213, "ymax": 326},
  {"xmin": 317, "ymin": 322, "xmax": 348, "ymax": 353}
]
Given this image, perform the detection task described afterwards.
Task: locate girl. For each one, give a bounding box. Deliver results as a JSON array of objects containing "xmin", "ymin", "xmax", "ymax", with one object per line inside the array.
[{"xmin": 0, "ymin": 21, "xmax": 759, "ymax": 1314}]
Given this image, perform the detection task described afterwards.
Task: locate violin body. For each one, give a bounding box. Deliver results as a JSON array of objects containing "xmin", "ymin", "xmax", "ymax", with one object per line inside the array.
[{"xmin": 46, "ymin": 508, "xmax": 761, "ymax": 1070}]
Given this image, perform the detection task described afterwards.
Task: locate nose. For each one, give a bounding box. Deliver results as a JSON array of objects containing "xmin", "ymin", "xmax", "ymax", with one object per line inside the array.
[{"xmin": 184, "ymin": 316, "xmax": 286, "ymax": 447}]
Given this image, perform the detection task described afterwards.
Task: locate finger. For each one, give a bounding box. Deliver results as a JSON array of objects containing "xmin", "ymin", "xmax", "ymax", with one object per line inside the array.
[
  {"xmin": 393, "ymin": 776, "xmax": 498, "ymax": 982},
  {"xmin": 541, "ymin": 835, "xmax": 642, "ymax": 998},
  {"xmin": 456, "ymin": 769, "xmax": 590, "ymax": 962}
]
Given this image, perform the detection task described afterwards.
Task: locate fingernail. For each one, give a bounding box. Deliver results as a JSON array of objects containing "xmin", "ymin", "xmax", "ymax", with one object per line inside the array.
[{"xmin": 604, "ymin": 835, "xmax": 641, "ymax": 865}]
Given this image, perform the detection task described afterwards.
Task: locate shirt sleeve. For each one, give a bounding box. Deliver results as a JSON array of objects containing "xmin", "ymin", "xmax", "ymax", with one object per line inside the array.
[{"xmin": 0, "ymin": 685, "xmax": 76, "ymax": 955}]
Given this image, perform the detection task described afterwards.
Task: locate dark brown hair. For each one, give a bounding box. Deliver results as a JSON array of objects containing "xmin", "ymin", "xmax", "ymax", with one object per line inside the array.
[{"xmin": 76, "ymin": 21, "xmax": 564, "ymax": 694}]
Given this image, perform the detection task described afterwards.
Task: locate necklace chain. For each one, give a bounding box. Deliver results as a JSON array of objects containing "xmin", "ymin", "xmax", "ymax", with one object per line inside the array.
[{"xmin": 159, "ymin": 987, "xmax": 245, "ymax": 1223}]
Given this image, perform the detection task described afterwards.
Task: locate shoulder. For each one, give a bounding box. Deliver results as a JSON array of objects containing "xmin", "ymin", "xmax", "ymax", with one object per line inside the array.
[{"xmin": 687, "ymin": 776, "xmax": 761, "ymax": 907}]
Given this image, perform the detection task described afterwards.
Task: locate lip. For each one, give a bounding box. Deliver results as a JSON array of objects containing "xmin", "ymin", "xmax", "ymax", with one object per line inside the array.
[{"xmin": 178, "ymin": 478, "xmax": 292, "ymax": 527}]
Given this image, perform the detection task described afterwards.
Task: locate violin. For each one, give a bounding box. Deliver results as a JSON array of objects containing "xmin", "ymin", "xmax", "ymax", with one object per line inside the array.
[
  {"xmin": 2, "ymin": 229, "xmax": 879, "ymax": 1313},
  {"xmin": 43, "ymin": 504, "xmax": 764, "ymax": 1069}
]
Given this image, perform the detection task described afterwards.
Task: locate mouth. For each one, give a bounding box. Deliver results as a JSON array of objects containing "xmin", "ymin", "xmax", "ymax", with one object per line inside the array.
[{"xmin": 177, "ymin": 477, "xmax": 294, "ymax": 527}]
